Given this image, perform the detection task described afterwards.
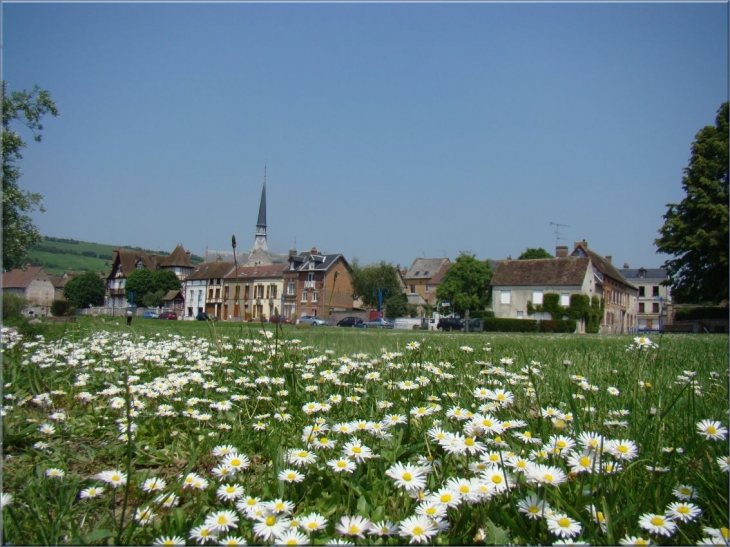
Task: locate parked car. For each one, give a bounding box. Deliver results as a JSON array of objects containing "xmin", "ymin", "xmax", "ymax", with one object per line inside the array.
[
  {"xmin": 337, "ymin": 316, "xmax": 364, "ymax": 327},
  {"xmin": 159, "ymin": 311, "xmax": 178, "ymax": 320},
  {"xmin": 437, "ymin": 316, "xmax": 463, "ymax": 331},
  {"xmin": 269, "ymin": 315, "xmax": 294, "ymax": 324},
  {"xmin": 142, "ymin": 310, "xmax": 158, "ymax": 319},
  {"xmin": 196, "ymin": 312, "xmax": 218, "ymax": 321},
  {"xmin": 298, "ymin": 315, "xmax": 327, "ymax": 326},
  {"xmin": 360, "ymin": 317, "xmax": 395, "ymax": 329}
]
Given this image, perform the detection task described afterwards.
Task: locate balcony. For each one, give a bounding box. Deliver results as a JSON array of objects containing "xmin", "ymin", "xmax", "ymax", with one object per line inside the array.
[{"xmin": 304, "ymin": 280, "xmax": 316, "ymax": 289}]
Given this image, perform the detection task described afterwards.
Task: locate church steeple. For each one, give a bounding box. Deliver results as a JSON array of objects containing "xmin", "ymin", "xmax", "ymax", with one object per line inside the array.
[{"xmin": 248, "ymin": 166, "xmax": 272, "ymax": 265}]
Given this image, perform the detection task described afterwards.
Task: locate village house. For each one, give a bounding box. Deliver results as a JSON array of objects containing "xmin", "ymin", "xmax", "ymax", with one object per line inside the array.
[
  {"xmin": 403, "ymin": 258, "xmax": 451, "ymax": 310},
  {"xmin": 183, "ymin": 260, "xmax": 236, "ymax": 320},
  {"xmin": 619, "ymin": 266, "xmax": 673, "ymax": 331},
  {"xmin": 224, "ymin": 263, "xmax": 287, "ymax": 321},
  {"xmin": 490, "ymin": 254, "xmax": 598, "ymax": 333},
  {"xmin": 1, "ymin": 266, "xmax": 57, "ymax": 314},
  {"xmin": 282, "ymin": 248, "xmax": 355, "ymax": 321}
]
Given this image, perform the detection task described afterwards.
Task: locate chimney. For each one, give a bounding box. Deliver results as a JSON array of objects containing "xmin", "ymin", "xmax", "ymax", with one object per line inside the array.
[
  {"xmin": 556, "ymin": 246, "xmax": 568, "ymax": 258},
  {"xmin": 289, "ymin": 249, "xmax": 297, "ymax": 258},
  {"xmin": 574, "ymin": 240, "xmax": 587, "ymax": 251},
  {"xmin": 623, "ymin": 263, "xmax": 629, "ymax": 269},
  {"xmin": 310, "ymin": 247, "xmax": 319, "ymax": 255},
  {"xmin": 605, "ymin": 256, "xmax": 612, "ymax": 264}
]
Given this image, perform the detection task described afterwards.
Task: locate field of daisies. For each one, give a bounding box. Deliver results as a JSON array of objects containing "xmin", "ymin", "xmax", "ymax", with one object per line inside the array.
[{"xmin": 1, "ymin": 319, "xmax": 728, "ymax": 546}]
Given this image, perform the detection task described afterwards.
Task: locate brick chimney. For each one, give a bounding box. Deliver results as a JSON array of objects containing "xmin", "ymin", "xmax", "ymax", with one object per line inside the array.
[
  {"xmin": 310, "ymin": 247, "xmax": 319, "ymax": 255},
  {"xmin": 555, "ymin": 246, "xmax": 568, "ymax": 258},
  {"xmin": 574, "ymin": 240, "xmax": 588, "ymax": 251},
  {"xmin": 605, "ymin": 255, "xmax": 612, "ymax": 264}
]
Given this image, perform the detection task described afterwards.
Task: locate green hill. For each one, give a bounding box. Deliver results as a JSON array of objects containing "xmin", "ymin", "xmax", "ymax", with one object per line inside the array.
[{"xmin": 26, "ymin": 236, "xmax": 204, "ymax": 276}]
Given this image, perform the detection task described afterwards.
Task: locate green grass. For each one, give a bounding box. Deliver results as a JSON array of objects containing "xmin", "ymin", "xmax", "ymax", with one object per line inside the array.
[{"xmin": 2, "ymin": 320, "xmax": 728, "ymax": 545}]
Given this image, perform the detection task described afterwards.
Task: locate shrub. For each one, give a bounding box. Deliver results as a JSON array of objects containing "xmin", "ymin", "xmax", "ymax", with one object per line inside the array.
[
  {"xmin": 2, "ymin": 294, "xmax": 28, "ymax": 320},
  {"xmin": 538, "ymin": 319, "xmax": 576, "ymax": 333},
  {"xmin": 470, "ymin": 310, "xmax": 495, "ymax": 320},
  {"xmin": 50, "ymin": 300, "xmax": 73, "ymax": 317},
  {"xmin": 482, "ymin": 317, "xmax": 538, "ymax": 332},
  {"xmin": 675, "ymin": 306, "xmax": 728, "ymax": 321}
]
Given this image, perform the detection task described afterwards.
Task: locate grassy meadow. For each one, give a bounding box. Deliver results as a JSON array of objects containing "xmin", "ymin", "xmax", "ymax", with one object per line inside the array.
[{"xmin": 1, "ymin": 318, "xmax": 728, "ymax": 546}]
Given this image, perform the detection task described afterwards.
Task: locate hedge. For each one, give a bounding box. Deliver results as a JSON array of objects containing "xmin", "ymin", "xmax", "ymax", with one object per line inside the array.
[
  {"xmin": 482, "ymin": 318, "xmax": 538, "ymax": 332},
  {"xmin": 675, "ymin": 307, "xmax": 728, "ymax": 321}
]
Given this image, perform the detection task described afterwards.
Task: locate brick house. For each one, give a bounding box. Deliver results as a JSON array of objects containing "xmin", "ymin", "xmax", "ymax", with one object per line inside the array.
[{"xmin": 282, "ymin": 248, "xmax": 355, "ymax": 322}]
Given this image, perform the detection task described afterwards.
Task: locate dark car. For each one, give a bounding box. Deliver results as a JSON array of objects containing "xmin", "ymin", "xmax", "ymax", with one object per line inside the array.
[
  {"xmin": 196, "ymin": 312, "xmax": 218, "ymax": 321},
  {"xmin": 269, "ymin": 315, "xmax": 294, "ymax": 324},
  {"xmin": 337, "ymin": 316, "xmax": 364, "ymax": 327},
  {"xmin": 360, "ymin": 318, "xmax": 395, "ymax": 329},
  {"xmin": 437, "ymin": 316, "xmax": 463, "ymax": 331},
  {"xmin": 159, "ymin": 311, "xmax": 178, "ymax": 320}
]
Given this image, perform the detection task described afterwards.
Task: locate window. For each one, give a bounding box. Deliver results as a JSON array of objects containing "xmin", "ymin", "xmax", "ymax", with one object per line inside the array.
[
  {"xmin": 652, "ymin": 302, "xmax": 660, "ymax": 313},
  {"xmin": 410, "ymin": 285, "xmax": 416, "ymax": 293},
  {"xmin": 560, "ymin": 293, "xmax": 570, "ymax": 307},
  {"xmin": 307, "ymin": 272, "xmax": 315, "ymax": 281},
  {"xmin": 500, "ymin": 290, "xmax": 511, "ymax": 305},
  {"xmin": 224, "ymin": 286, "xmax": 229, "ymax": 299},
  {"xmin": 312, "ymin": 291, "xmax": 318, "ymax": 302},
  {"xmin": 425, "ymin": 285, "xmax": 430, "ymax": 293},
  {"xmin": 301, "ymin": 291, "xmax": 307, "ymax": 303},
  {"xmin": 208, "ymin": 288, "xmax": 213, "ymax": 299},
  {"xmin": 287, "ymin": 282, "xmax": 295, "ymax": 295},
  {"xmin": 270, "ymin": 285, "xmax": 277, "ymax": 299},
  {"xmin": 638, "ymin": 303, "xmax": 645, "ymax": 313},
  {"xmin": 652, "ymin": 286, "xmax": 660, "ymax": 297},
  {"xmin": 639, "ymin": 286, "xmax": 645, "ymax": 297},
  {"xmin": 234, "ymin": 286, "xmax": 240, "ymax": 299},
  {"xmin": 532, "ymin": 290, "xmax": 543, "ymax": 305},
  {"xmin": 517, "ymin": 311, "xmax": 524, "ymax": 319}
]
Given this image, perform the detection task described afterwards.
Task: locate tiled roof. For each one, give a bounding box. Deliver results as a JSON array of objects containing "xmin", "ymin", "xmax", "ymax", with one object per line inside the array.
[
  {"xmin": 185, "ymin": 261, "xmax": 236, "ymax": 281},
  {"xmin": 618, "ymin": 268, "xmax": 668, "ymax": 281},
  {"xmin": 109, "ymin": 249, "xmax": 157, "ymax": 278},
  {"xmin": 405, "ymin": 258, "xmax": 450, "ymax": 279},
  {"xmin": 229, "ymin": 263, "xmax": 287, "ymax": 279},
  {"xmin": 490, "ymin": 257, "xmax": 591, "ymax": 286},
  {"xmin": 288, "ymin": 251, "xmax": 347, "ymax": 272},
  {"xmin": 1, "ymin": 266, "xmax": 50, "ymax": 289},
  {"xmin": 572, "ymin": 243, "xmax": 636, "ymax": 289},
  {"xmin": 428, "ymin": 263, "xmax": 451, "ymax": 285},
  {"xmin": 160, "ymin": 245, "xmax": 193, "ymax": 268}
]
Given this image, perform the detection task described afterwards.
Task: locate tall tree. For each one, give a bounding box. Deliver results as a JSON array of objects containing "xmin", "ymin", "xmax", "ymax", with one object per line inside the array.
[
  {"xmin": 518, "ymin": 247, "xmax": 554, "ymax": 260},
  {"xmin": 436, "ymin": 252, "xmax": 493, "ymax": 315},
  {"xmin": 153, "ymin": 269, "xmax": 182, "ymax": 294},
  {"xmin": 2, "ymin": 81, "xmax": 59, "ymax": 270},
  {"xmin": 125, "ymin": 268, "xmax": 155, "ymax": 306},
  {"xmin": 63, "ymin": 271, "xmax": 106, "ymax": 308},
  {"xmin": 656, "ymin": 102, "xmax": 729, "ymax": 304},
  {"xmin": 350, "ymin": 259, "xmax": 403, "ymax": 309}
]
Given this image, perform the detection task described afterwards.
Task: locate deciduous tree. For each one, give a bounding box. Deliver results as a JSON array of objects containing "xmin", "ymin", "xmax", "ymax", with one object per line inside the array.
[
  {"xmin": 153, "ymin": 269, "xmax": 181, "ymax": 294},
  {"xmin": 518, "ymin": 247, "xmax": 553, "ymax": 260},
  {"xmin": 63, "ymin": 271, "xmax": 106, "ymax": 308},
  {"xmin": 350, "ymin": 259, "xmax": 403, "ymax": 309},
  {"xmin": 2, "ymin": 81, "xmax": 59, "ymax": 270},
  {"xmin": 125, "ymin": 268, "xmax": 154, "ymax": 306},
  {"xmin": 436, "ymin": 252, "xmax": 493, "ymax": 315},
  {"xmin": 656, "ymin": 102, "xmax": 729, "ymax": 303}
]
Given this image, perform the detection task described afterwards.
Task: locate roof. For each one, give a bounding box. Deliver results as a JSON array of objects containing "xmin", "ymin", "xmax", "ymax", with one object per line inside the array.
[
  {"xmin": 109, "ymin": 249, "xmax": 157, "ymax": 278},
  {"xmin": 185, "ymin": 261, "xmax": 236, "ymax": 281},
  {"xmin": 490, "ymin": 257, "xmax": 591, "ymax": 287},
  {"xmin": 571, "ymin": 242, "xmax": 637, "ymax": 289},
  {"xmin": 428, "ymin": 262, "xmax": 451, "ymax": 285},
  {"xmin": 405, "ymin": 258, "xmax": 450, "ymax": 280},
  {"xmin": 162, "ymin": 290, "xmax": 183, "ymax": 301},
  {"xmin": 229, "ymin": 263, "xmax": 287, "ymax": 279},
  {"xmin": 160, "ymin": 245, "xmax": 193, "ymax": 269},
  {"xmin": 1, "ymin": 266, "xmax": 50, "ymax": 289},
  {"xmin": 287, "ymin": 250, "xmax": 348, "ymax": 272}
]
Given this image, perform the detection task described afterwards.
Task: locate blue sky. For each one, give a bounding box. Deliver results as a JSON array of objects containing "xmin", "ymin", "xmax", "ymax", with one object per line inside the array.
[{"xmin": 3, "ymin": 2, "xmax": 727, "ymax": 269}]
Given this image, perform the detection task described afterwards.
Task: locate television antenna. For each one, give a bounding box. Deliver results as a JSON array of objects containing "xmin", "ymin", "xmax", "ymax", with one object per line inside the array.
[{"xmin": 550, "ymin": 222, "xmax": 570, "ymax": 248}]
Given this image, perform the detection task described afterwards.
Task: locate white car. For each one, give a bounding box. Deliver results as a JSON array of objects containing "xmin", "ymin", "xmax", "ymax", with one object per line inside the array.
[{"xmin": 298, "ymin": 315, "xmax": 327, "ymax": 326}]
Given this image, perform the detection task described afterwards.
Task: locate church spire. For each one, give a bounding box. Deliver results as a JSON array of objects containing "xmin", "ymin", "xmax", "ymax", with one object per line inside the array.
[{"xmin": 249, "ymin": 166, "xmax": 271, "ymax": 265}]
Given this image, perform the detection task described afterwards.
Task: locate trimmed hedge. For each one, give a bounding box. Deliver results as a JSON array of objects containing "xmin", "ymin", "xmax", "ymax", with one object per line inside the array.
[
  {"xmin": 675, "ymin": 307, "xmax": 728, "ymax": 321},
  {"xmin": 470, "ymin": 310, "xmax": 495, "ymax": 320},
  {"xmin": 481, "ymin": 317, "xmax": 577, "ymax": 333}
]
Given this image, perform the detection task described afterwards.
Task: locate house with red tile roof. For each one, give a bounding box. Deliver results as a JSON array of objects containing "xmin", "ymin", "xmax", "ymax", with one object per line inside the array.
[{"xmin": 1, "ymin": 266, "xmax": 56, "ymax": 312}]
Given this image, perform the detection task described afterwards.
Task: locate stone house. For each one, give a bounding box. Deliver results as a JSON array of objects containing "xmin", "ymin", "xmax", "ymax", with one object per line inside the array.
[
  {"xmin": 618, "ymin": 266, "xmax": 673, "ymax": 331},
  {"xmin": 1, "ymin": 266, "xmax": 56, "ymax": 312}
]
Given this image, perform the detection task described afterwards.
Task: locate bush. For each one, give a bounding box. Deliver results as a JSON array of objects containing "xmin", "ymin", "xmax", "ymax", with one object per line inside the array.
[
  {"xmin": 482, "ymin": 317, "xmax": 538, "ymax": 332},
  {"xmin": 2, "ymin": 294, "xmax": 28, "ymax": 320},
  {"xmin": 50, "ymin": 300, "xmax": 73, "ymax": 317},
  {"xmin": 675, "ymin": 306, "xmax": 728, "ymax": 321},
  {"xmin": 470, "ymin": 310, "xmax": 495, "ymax": 320},
  {"xmin": 538, "ymin": 319, "xmax": 576, "ymax": 333}
]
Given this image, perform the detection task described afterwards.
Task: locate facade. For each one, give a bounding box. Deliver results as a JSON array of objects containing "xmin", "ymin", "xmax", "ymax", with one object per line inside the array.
[
  {"xmin": 490, "ymin": 256, "xmax": 597, "ymax": 333},
  {"xmin": 618, "ymin": 267, "xmax": 673, "ymax": 331},
  {"xmin": 224, "ymin": 263, "xmax": 287, "ymax": 321},
  {"xmin": 404, "ymin": 258, "xmax": 451, "ymax": 307},
  {"xmin": 1, "ymin": 266, "xmax": 56, "ymax": 311},
  {"xmin": 570, "ymin": 241, "xmax": 638, "ymax": 334},
  {"xmin": 282, "ymin": 248, "xmax": 355, "ymax": 321},
  {"xmin": 182, "ymin": 261, "xmax": 236, "ymax": 320}
]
